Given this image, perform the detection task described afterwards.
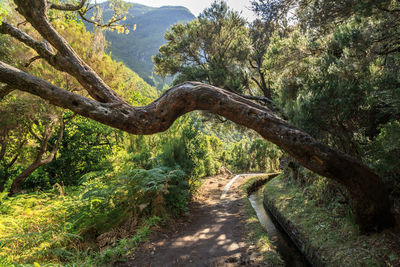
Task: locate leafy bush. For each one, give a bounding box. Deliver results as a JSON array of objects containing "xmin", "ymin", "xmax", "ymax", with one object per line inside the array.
[
  {"xmin": 68, "ymin": 167, "xmax": 188, "ymax": 236},
  {"xmin": 0, "ymin": 166, "xmax": 189, "ymax": 266},
  {"xmin": 228, "ymin": 139, "xmax": 282, "ymax": 173},
  {"xmin": 159, "ymin": 117, "xmax": 226, "ymax": 186},
  {"xmin": 43, "ymin": 117, "xmax": 117, "ymax": 187}
]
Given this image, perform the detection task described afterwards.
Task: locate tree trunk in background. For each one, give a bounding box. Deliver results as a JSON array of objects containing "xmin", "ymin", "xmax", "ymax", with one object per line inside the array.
[
  {"xmin": 8, "ymin": 121, "xmax": 64, "ymax": 196},
  {"xmin": 9, "ymin": 161, "xmax": 43, "ymax": 196}
]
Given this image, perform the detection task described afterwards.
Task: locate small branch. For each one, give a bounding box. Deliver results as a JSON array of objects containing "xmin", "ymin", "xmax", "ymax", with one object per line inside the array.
[
  {"xmin": 375, "ymin": 5, "xmax": 400, "ymax": 13},
  {"xmin": 0, "ymin": 22, "xmax": 55, "ymax": 60},
  {"xmin": 251, "ymin": 76, "xmax": 263, "ymax": 92},
  {"xmin": 78, "ymin": 10, "xmax": 130, "ymax": 29},
  {"xmin": 377, "ymin": 45, "xmax": 400, "ymax": 55},
  {"xmin": 17, "ymin": 21, "xmax": 28, "ymax": 28},
  {"xmin": 214, "ymin": 116, "xmax": 228, "ymax": 123},
  {"xmin": 8, "ymin": 121, "xmax": 62, "ymax": 196},
  {"xmin": 48, "ymin": 114, "xmax": 75, "ymax": 150},
  {"xmin": 6, "ymin": 154, "xmax": 19, "ymax": 170},
  {"xmin": 248, "ymin": 59, "xmax": 257, "ymax": 69},
  {"xmin": 27, "ymin": 123, "xmax": 43, "ymax": 144},
  {"xmin": 222, "ymin": 84, "xmax": 273, "ymax": 106},
  {"xmin": 25, "ymin": 56, "xmax": 42, "ymax": 67},
  {"xmin": 240, "ymin": 94, "xmax": 273, "ymax": 105},
  {"xmin": 49, "ymin": 0, "xmax": 87, "ymax": 11},
  {"xmin": 45, "ymin": 119, "xmax": 64, "ymax": 163},
  {"xmin": 0, "ymin": 85, "xmax": 14, "ymax": 99},
  {"xmin": 5, "ymin": 138, "xmax": 27, "ymax": 170}
]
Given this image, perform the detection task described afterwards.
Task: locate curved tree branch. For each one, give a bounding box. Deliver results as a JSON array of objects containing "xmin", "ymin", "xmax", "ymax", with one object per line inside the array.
[
  {"xmin": 8, "ymin": 117, "xmax": 64, "ymax": 196},
  {"xmin": 25, "ymin": 56, "xmax": 43, "ymax": 67},
  {"xmin": 0, "ymin": 0, "xmax": 395, "ymax": 232},
  {"xmin": 0, "ymin": 58, "xmax": 394, "ymax": 232}
]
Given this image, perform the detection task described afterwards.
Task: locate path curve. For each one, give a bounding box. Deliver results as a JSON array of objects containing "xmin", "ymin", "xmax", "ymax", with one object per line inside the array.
[{"xmin": 121, "ymin": 173, "xmax": 265, "ymax": 267}]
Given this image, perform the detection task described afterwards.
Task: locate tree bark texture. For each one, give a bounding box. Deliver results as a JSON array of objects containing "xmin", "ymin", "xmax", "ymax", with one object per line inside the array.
[{"xmin": 0, "ymin": 0, "xmax": 395, "ymax": 232}]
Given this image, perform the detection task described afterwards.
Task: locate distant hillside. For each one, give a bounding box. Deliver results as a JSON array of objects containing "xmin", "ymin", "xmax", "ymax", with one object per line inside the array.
[{"xmin": 85, "ymin": 2, "xmax": 195, "ymax": 87}]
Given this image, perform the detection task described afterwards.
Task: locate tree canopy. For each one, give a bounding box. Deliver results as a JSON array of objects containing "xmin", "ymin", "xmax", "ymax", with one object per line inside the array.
[{"xmin": 154, "ymin": 1, "xmax": 251, "ymax": 94}]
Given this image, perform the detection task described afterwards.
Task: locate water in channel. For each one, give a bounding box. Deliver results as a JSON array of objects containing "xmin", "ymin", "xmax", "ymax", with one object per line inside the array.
[{"xmin": 248, "ymin": 188, "xmax": 310, "ymax": 267}]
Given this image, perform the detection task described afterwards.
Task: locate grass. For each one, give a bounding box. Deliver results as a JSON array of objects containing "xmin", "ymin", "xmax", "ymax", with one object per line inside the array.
[
  {"xmin": 264, "ymin": 174, "xmax": 400, "ymax": 266},
  {"xmin": 240, "ymin": 175, "xmax": 285, "ymax": 267},
  {"xmin": 0, "ymin": 187, "xmax": 163, "ymax": 266},
  {"xmin": 0, "ymin": 188, "xmax": 81, "ymax": 265},
  {"xmin": 0, "ymin": 167, "xmax": 193, "ymax": 266}
]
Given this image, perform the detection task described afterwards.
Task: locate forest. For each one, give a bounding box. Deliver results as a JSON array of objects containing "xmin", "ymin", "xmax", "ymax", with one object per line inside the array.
[{"xmin": 0, "ymin": 0, "xmax": 399, "ymax": 266}]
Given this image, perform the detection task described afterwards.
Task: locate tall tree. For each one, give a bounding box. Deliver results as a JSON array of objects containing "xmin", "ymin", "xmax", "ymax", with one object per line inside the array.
[
  {"xmin": 154, "ymin": 1, "xmax": 251, "ymax": 94},
  {"xmin": 256, "ymin": 0, "xmax": 400, "ymax": 170},
  {"xmin": 0, "ymin": 0, "xmax": 395, "ymax": 232}
]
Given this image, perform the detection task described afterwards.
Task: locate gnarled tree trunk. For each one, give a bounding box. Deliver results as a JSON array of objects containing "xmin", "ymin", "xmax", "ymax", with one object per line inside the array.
[
  {"xmin": 0, "ymin": 65, "xmax": 394, "ymax": 232},
  {"xmin": 0, "ymin": 0, "xmax": 395, "ymax": 232}
]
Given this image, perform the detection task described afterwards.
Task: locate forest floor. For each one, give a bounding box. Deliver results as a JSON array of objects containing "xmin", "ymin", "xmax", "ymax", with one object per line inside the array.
[{"xmin": 120, "ymin": 174, "xmax": 274, "ymax": 267}]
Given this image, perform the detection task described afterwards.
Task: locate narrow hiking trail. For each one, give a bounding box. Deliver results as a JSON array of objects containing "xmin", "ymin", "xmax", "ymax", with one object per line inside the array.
[{"xmin": 122, "ymin": 174, "xmax": 266, "ymax": 267}]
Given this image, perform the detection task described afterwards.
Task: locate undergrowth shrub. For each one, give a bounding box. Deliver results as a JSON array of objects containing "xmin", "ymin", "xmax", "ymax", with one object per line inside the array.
[
  {"xmin": 0, "ymin": 190, "xmax": 82, "ymax": 264},
  {"xmin": 0, "ymin": 166, "xmax": 189, "ymax": 266},
  {"xmin": 280, "ymin": 154, "xmax": 349, "ymax": 209},
  {"xmin": 68, "ymin": 167, "xmax": 189, "ymax": 237},
  {"xmin": 228, "ymin": 139, "xmax": 282, "ymax": 173},
  {"xmin": 159, "ymin": 120, "xmax": 224, "ymax": 189}
]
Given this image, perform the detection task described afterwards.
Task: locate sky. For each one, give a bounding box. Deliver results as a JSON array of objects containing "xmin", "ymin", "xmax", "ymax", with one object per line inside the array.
[{"xmin": 123, "ymin": 0, "xmax": 257, "ymax": 21}]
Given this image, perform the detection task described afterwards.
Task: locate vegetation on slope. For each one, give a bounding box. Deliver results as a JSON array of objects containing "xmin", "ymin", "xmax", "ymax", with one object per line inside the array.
[
  {"xmin": 264, "ymin": 174, "xmax": 400, "ymax": 266},
  {"xmin": 85, "ymin": 1, "xmax": 195, "ymax": 87}
]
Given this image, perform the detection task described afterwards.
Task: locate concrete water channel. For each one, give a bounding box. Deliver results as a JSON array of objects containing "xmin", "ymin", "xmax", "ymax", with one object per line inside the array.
[
  {"xmin": 225, "ymin": 174, "xmax": 310, "ymax": 267},
  {"xmin": 249, "ymin": 188, "xmax": 310, "ymax": 266}
]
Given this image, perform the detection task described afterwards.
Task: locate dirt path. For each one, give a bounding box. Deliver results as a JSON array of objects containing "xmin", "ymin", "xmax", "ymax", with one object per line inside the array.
[{"xmin": 122, "ymin": 174, "xmax": 265, "ymax": 267}]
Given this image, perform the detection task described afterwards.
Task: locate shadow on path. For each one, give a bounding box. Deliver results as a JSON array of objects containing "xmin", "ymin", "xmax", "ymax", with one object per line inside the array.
[{"xmin": 121, "ymin": 174, "xmax": 260, "ymax": 267}]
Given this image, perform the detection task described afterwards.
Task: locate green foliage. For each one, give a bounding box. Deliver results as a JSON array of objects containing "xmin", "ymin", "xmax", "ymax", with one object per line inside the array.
[
  {"xmin": 0, "ymin": 166, "xmax": 188, "ymax": 265},
  {"xmin": 0, "ymin": 1, "xmax": 286, "ymax": 266},
  {"xmin": 68, "ymin": 167, "xmax": 187, "ymax": 236},
  {"xmin": 0, "ymin": 8, "xmax": 157, "ymax": 193},
  {"xmin": 260, "ymin": 0, "xmax": 400, "ymax": 192},
  {"xmin": 42, "ymin": 116, "xmax": 117, "ymax": 187},
  {"xmin": 0, "ymin": 190, "xmax": 82, "ymax": 264},
  {"xmin": 264, "ymin": 174, "xmax": 399, "ymax": 266},
  {"xmin": 227, "ymin": 139, "xmax": 281, "ymax": 173},
  {"xmin": 154, "ymin": 117, "xmax": 224, "ymax": 196},
  {"xmin": 0, "ymin": 6, "xmax": 7, "ymax": 25}
]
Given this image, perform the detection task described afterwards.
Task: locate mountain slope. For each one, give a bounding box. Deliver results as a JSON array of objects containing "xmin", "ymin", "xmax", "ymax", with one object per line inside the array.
[{"xmin": 89, "ymin": 2, "xmax": 195, "ymax": 86}]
